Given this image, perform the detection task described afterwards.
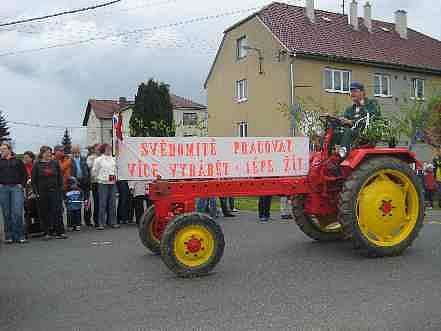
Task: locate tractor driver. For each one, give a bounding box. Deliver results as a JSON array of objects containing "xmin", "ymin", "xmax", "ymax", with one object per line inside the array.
[{"xmin": 335, "ymin": 81, "xmax": 381, "ymax": 158}]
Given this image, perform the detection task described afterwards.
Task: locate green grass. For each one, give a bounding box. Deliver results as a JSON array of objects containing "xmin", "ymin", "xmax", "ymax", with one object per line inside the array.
[{"xmin": 234, "ymin": 197, "xmax": 281, "ymax": 212}]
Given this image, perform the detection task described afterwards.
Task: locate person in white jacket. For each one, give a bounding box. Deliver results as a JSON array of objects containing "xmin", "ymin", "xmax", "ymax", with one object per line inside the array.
[{"xmin": 92, "ymin": 144, "xmax": 119, "ymax": 230}]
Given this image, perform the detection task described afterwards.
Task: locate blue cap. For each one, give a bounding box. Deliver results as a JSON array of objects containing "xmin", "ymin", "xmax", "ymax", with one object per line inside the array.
[{"xmin": 350, "ymin": 81, "xmax": 365, "ymax": 91}]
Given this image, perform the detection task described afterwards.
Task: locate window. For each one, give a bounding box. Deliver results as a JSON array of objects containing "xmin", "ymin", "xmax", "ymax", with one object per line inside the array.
[
  {"xmin": 236, "ymin": 36, "xmax": 248, "ymax": 60},
  {"xmin": 411, "ymin": 78, "xmax": 425, "ymax": 99},
  {"xmin": 238, "ymin": 122, "xmax": 248, "ymax": 137},
  {"xmin": 324, "ymin": 68, "xmax": 351, "ymax": 93},
  {"xmin": 374, "ymin": 74, "xmax": 391, "ymax": 97},
  {"xmin": 236, "ymin": 79, "xmax": 248, "ymax": 102},
  {"xmin": 182, "ymin": 112, "xmax": 198, "ymax": 126}
]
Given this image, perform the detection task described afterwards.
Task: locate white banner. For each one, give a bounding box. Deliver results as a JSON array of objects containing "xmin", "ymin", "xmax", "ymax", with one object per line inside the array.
[{"xmin": 116, "ymin": 137, "xmax": 309, "ymax": 181}]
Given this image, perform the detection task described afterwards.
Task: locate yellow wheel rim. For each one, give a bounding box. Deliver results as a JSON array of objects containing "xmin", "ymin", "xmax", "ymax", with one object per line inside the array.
[
  {"xmin": 357, "ymin": 169, "xmax": 419, "ymax": 247},
  {"xmin": 312, "ymin": 215, "xmax": 342, "ymax": 233},
  {"xmin": 173, "ymin": 225, "xmax": 215, "ymax": 267}
]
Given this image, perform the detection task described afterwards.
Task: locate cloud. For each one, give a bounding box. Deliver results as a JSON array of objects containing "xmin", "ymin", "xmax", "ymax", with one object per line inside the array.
[{"xmin": 1, "ymin": 0, "xmax": 440, "ymax": 152}]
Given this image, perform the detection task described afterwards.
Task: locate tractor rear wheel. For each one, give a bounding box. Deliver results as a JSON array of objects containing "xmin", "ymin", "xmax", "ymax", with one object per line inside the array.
[
  {"xmin": 160, "ymin": 213, "xmax": 225, "ymax": 278},
  {"xmin": 138, "ymin": 206, "xmax": 161, "ymax": 254},
  {"xmin": 338, "ymin": 157, "xmax": 424, "ymax": 257},
  {"xmin": 292, "ymin": 197, "xmax": 344, "ymax": 241}
]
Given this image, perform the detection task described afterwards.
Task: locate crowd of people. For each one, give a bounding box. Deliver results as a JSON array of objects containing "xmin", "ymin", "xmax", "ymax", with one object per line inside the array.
[
  {"xmin": 3, "ymin": 137, "xmax": 439, "ymax": 244},
  {"xmin": 0, "ymin": 142, "xmax": 151, "ymax": 244},
  {"xmin": 419, "ymin": 148, "xmax": 441, "ymax": 209}
]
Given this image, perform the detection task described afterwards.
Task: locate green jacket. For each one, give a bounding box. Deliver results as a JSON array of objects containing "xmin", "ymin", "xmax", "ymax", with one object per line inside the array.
[{"xmin": 343, "ymin": 98, "xmax": 381, "ymax": 123}]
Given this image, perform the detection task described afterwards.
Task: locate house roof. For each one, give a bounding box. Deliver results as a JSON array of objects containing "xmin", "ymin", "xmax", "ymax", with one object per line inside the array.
[
  {"xmin": 258, "ymin": 2, "xmax": 441, "ymax": 73},
  {"xmin": 205, "ymin": 2, "xmax": 441, "ymax": 87},
  {"xmin": 82, "ymin": 100, "xmax": 132, "ymax": 126},
  {"xmin": 170, "ymin": 94, "xmax": 206, "ymax": 110},
  {"xmin": 82, "ymin": 95, "xmax": 206, "ymax": 126}
]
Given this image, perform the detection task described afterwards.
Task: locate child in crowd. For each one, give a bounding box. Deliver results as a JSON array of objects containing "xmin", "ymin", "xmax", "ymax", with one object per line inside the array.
[
  {"xmin": 424, "ymin": 163, "xmax": 436, "ymax": 209},
  {"xmin": 65, "ymin": 177, "xmax": 83, "ymax": 231}
]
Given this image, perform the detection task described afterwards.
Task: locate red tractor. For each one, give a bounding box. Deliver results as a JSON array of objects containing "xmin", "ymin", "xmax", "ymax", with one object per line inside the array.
[{"xmin": 138, "ymin": 115, "xmax": 424, "ymax": 277}]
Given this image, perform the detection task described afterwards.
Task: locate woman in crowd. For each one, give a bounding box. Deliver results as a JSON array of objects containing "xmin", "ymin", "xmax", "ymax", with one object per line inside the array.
[
  {"xmin": 23, "ymin": 151, "xmax": 38, "ymax": 237},
  {"xmin": 32, "ymin": 146, "xmax": 68, "ymax": 240},
  {"xmin": 87, "ymin": 144, "xmax": 100, "ymax": 227},
  {"xmin": 0, "ymin": 142, "xmax": 27, "ymax": 244},
  {"xmin": 23, "ymin": 151, "xmax": 35, "ymax": 178},
  {"xmin": 92, "ymin": 144, "xmax": 119, "ymax": 230}
]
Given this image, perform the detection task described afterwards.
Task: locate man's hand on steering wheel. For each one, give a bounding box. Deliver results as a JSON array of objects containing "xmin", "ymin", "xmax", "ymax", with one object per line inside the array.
[{"xmin": 340, "ymin": 118, "xmax": 353, "ymax": 127}]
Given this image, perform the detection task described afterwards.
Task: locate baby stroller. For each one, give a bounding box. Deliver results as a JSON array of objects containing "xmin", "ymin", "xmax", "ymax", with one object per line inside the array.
[{"xmin": 24, "ymin": 179, "xmax": 43, "ymax": 237}]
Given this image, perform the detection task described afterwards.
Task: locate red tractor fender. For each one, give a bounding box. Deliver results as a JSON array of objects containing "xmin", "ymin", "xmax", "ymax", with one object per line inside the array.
[{"xmin": 340, "ymin": 147, "xmax": 417, "ymax": 169}]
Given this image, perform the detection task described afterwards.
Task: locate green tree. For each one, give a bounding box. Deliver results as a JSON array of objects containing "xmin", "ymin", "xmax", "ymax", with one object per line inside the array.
[
  {"xmin": 391, "ymin": 100, "xmax": 428, "ymax": 150},
  {"xmin": 423, "ymin": 95, "xmax": 441, "ymax": 147},
  {"xmin": 130, "ymin": 79, "xmax": 174, "ymax": 137},
  {"xmin": 0, "ymin": 111, "xmax": 11, "ymax": 143},
  {"xmin": 61, "ymin": 128, "xmax": 72, "ymax": 154}
]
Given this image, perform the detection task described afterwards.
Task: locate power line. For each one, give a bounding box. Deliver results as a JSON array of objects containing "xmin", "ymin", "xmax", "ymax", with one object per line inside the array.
[
  {"xmin": 8, "ymin": 120, "xmax": 86, "ymax": 130},
  {"xmin": 0, "ymin": 0, "xmax": 122, "ymax": 28},
  {"xmin": 0, "ymin": 4, "xmax": 270, "ymax": 57},
  {"xmin": 0, "ymin": 0, "xmax": 178, "ymax": 34}
]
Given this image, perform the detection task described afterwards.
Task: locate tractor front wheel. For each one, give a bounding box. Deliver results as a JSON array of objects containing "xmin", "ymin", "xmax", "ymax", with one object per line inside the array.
[
  {"xmin": 292, "ymin": 197, "xmax": 344, "ymax": 241},
  {"xmin": 160, "ymin": 213, "xmax": 225, "ymax": 278},
  {"xmin": 338, "ymin": 157, "xmax": 424, "ymax": 257},
  {"xmin": 138, "ymin": 206, "xmax": 161, "ymax": 254}
]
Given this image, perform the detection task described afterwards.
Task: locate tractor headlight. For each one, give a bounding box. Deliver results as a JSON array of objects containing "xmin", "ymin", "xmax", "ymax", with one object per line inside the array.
[{"xmin": 338, "ymin": 147, "xmax": 348, "ymax": 158}]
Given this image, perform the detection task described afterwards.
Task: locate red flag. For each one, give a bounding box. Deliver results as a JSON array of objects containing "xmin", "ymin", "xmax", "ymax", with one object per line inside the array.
[{"xmin": 116, "ymin": 112, "xmax": 123, "ymax": 141}]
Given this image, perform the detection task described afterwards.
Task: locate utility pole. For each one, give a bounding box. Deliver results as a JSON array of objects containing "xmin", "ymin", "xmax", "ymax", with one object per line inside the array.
[{"xmin": 342, "ymin": 0, "xmax": 346, "ymax": 15}]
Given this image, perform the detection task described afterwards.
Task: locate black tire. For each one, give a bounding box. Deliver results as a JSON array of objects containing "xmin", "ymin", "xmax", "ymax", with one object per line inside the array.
[
  {"xmin": 292, "ymin": 197, "xmax": 344, "ymax": 241},
  {"xmin": 160, "ymin": 213, "xmax": 225, "ymax": 278},
  {"xmin": 138, "ymin": 206, "xmax": 161, "ymax": 254},
  {"xmin": 338, "ymin": 157, "xmax": 424, "ymax": 257}
]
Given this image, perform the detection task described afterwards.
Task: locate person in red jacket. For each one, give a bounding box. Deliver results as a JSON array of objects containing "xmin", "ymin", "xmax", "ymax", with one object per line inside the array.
[{"xmin": 424, "ymin": 163, "xmax": 436, "ymax": 209}]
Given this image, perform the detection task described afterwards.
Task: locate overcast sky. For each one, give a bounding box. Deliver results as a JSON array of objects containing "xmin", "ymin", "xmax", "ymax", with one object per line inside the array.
[{"xmin": 1, "ymin": 0, "xmax": 440, "ymax": 152}]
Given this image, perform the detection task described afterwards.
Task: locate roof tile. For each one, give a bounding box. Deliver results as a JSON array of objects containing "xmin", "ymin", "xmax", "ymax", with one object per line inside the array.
[
  {"xmin": 89, "ymin": 95, "xmax": 206, "ymax": 121},
  {"xmin": 258, "ymin": 2, "xmax": 441, "ymax": 73}
]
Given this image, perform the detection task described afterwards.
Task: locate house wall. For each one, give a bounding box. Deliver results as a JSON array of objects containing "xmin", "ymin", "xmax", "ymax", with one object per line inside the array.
[
  {"xmin": 206, "ymin": 17, "xmax": 291, "ymax": 137},
  {"xmin": 97, "ymin": 119, "xmax": 113, "ymax": 145},
  {"xmin": 86, "ymin": 111, "xmax": 102, "ymax": 146},
  {"xmin": 119, "ymin": 107, "xmax": 208, "ymax": 137},
  {"xmin": 174, "ymin": 108, "xmax": 208, "ymax": 137},
  {"xmin": 206, "ymin": 15, "xmax": 441, "ymax": 139},
  {"xmin": 293, "ymin": 57, "xmax": 441, "ymax": 117},
  {"xmin": 121, "ymin": 107, "xmax": 133, "ymax": 138}
]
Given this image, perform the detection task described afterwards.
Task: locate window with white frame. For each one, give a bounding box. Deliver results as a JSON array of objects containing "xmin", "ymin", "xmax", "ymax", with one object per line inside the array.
[
  {"xmin": 236, "ymin": 79, "xmax": 248, "ymax": 102},
  {"xmin": 324, "ymin": 68, "xmax": 351, "ymax": 93},
  {"xmin": 374, "ymin": 74, "xmax": 391, "ymax": 97},
  {"xmin": 236, "ymin": 36, "xmax": 248, "ymax": 60},
  {"xmin": 411, "ymin": 78, "xmax": 425, "ymax": 99},
  {"xmin": 238, "ymin": 122, "xmax": 248, "ymax": 137},
  {"xmin": 182, "ymin": 112, "xmax": 198, "ymax": 126}
]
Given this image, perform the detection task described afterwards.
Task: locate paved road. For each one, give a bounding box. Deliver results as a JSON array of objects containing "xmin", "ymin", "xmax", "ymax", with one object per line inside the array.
[{"xmin": 1, "ymin": 211, "xmax": 441, "ymax": 331}]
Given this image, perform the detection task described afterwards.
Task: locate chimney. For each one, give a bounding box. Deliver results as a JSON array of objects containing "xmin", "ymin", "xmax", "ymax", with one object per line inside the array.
[
  {"xmin": 349, "ymin": 0, "xmax": 359, "ymax": 30},
  {"xmin": 119, "ymin": 97, "xmax": 127, "ymax": 104},
  {"xmin": 363, "ymin": 2, "xmax": 372, "ymax": 32},
  {"xmin": 395, "ymin": 10, "xmax": 408, "ymax": 39},
  {"xmin": 305, "ymin": 0, "xmax": 315, "ymax": 23}
]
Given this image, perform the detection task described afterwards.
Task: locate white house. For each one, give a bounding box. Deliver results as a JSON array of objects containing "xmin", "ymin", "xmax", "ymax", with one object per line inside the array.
[
  {"xmin": 82, "ymin": 97, "xmax": 131, "ymax": 146},
  {"xmin": 82, "ymin": 95, "xmax": 207, "ymax": 146}
]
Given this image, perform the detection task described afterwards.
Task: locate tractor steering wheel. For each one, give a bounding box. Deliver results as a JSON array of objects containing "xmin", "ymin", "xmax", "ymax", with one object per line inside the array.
[{"xmin": 319, "ymin": 114, "xmax": 344, "ymax": 127}]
